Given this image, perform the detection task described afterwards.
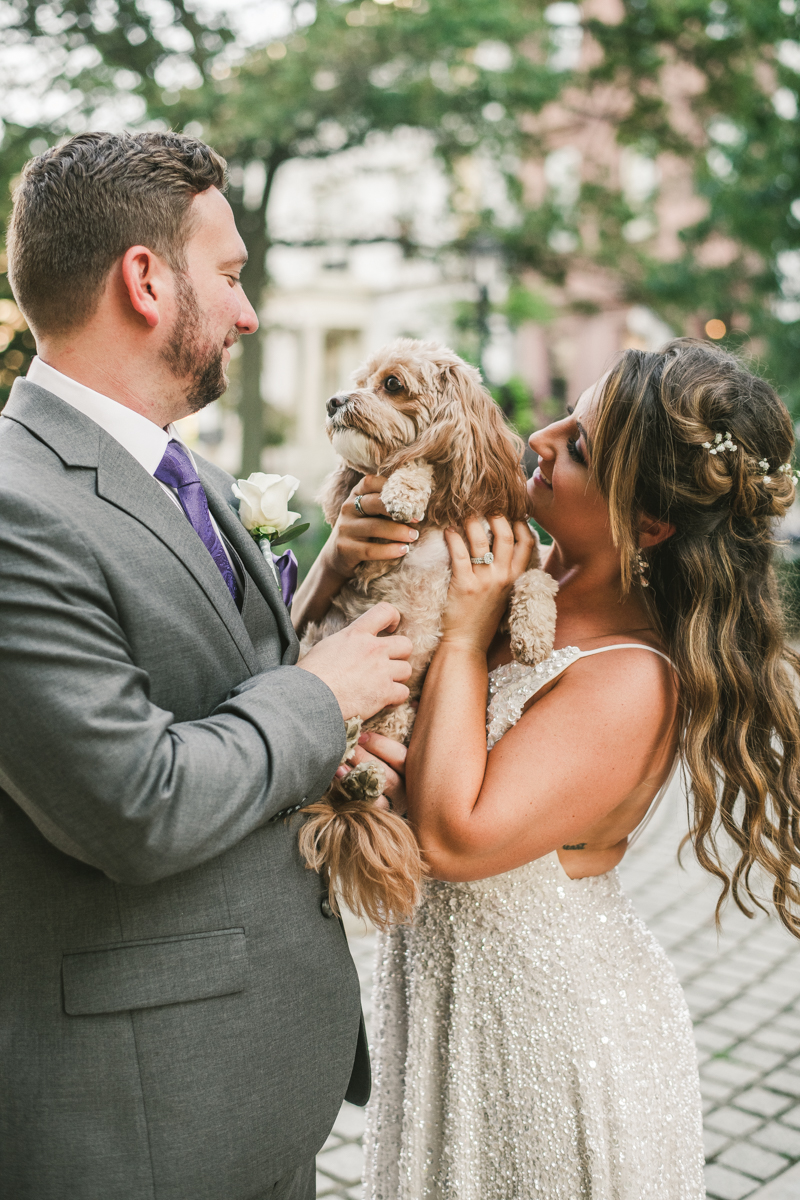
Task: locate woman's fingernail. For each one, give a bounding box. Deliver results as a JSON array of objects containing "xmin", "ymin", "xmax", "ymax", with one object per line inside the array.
[
  {"xmin": 401, "ymin": 545, "xmax": 409, "ymax": 553},
  {"xmin": 410, "ymin": 530, "xmax": 420, "ymax": 540},
  {"xmin": 335, "ymin": 765, "xmax": 350, "ymax": 778},
  {"xmin": 358, "ymin": 733, "xmax": 370, "ymax": 745}
]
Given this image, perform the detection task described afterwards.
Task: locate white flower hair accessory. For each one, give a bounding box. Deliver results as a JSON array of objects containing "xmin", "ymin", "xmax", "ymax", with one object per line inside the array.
[
  {"xmin": 753, "ymin": 459, "xmax": 800, "ymax": 485},
  {"xmin": 702, "ymin": 434, "xmax": 800, "ymax": 488},
  {"xmin": 702, "ymin": 431, "xmax": 737, "ymax": 455}
]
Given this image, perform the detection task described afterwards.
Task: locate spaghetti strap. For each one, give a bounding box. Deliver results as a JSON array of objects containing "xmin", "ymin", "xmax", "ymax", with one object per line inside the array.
[{"xmin": 576, "ymin": 643, "xmax": 675, "ymax": 669}]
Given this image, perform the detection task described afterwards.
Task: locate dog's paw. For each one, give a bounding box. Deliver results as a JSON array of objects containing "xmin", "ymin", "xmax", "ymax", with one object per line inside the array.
[
  {"xmin": 342, "ymin": 717, "xmax": 363, "ymax": 763},
  {"xmin": 508, "ymin": 568, "xmax": 559, "ymax": 666},
  {"xmin": 340, "ymin": 760, "xmax": 387, "ymax": 802},
  {"xmin": 381, "ymin": 461, "xmax": 434, "ymax": 525}
]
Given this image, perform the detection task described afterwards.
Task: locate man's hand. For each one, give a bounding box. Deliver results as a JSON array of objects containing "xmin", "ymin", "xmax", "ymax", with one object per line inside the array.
[{"xmin": 298, "ymin": 602, "xmax": 413, "ymax": 721}]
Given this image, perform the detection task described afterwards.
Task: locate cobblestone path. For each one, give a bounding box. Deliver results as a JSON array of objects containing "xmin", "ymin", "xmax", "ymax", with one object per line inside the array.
[{"xmin": 317, "ymin": 778, "xmax": 800, "ymax": 1199}]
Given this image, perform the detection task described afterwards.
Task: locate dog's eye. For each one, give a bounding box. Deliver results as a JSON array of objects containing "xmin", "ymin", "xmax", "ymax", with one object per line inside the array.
[{"xmin": 384, "ymin": 375, "xmax": 403, "ymax": 394}]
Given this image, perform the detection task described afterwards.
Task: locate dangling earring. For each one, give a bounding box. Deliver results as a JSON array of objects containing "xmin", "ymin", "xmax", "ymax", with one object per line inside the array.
[{"xmin": 635, "ymin": 549, "xmax": 650, "ymax": 588}]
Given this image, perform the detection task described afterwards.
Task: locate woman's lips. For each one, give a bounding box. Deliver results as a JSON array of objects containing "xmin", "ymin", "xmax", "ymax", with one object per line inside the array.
[{"xmin": 532, "ymin": 466, "xmax": 552, "ymax": 490}]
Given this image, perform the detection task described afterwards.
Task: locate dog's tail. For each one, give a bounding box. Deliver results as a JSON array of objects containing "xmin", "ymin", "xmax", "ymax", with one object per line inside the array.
[{"xmin": 298, "ymin": 781, "xmax": 425, "ymax": 930}]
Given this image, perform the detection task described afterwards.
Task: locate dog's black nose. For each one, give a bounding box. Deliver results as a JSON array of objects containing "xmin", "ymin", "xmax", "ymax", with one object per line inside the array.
[{"xmin": 326, "ymin": 393, "xmax": 349, "ymax": 417}]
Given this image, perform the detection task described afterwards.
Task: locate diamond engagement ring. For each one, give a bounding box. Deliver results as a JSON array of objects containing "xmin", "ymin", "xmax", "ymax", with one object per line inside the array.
[
  {"xmin": 354, "ymin": 495, "xmax": 366, "ymax": 517},
  {"xmin": 470, "ymin": 552, "xmax": 494, "ymax": 565}
]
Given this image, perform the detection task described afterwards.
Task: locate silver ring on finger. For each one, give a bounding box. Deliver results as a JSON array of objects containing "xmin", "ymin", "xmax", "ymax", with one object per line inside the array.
[
  {"xmin": 354, "ymin": 495, "xmax": 366, "ymax": 517},
  {"xmin": 470, "ymin": 552, "xmax": 494, "ymax": 565}
]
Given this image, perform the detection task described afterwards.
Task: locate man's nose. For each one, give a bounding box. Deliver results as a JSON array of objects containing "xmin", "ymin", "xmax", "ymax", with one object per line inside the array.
[
  {"xmin": 326, "ymin": 393, "xmax": 350, "ymax": 417},
  {"xmin": 236, "ymin": 288, "xmax": 259, "ymax": 335}
]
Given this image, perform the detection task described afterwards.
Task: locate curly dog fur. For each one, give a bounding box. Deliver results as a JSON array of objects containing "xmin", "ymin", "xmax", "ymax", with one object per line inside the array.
[{"xmin": 298, "ymin": 339, "xmax": 558, "ymax": 928}]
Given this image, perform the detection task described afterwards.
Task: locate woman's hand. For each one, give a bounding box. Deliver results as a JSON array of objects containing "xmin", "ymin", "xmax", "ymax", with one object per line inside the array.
[
  {"xmin": 440, "ymin": 517, "xmax": 535, "ymax": 655},
  {"xmin": 336, "ymin": 731, "xmax": 408, "ymax": 815},
  {"xmin": 322, "ymin": 475, "xmax": 420, "ymax": 582}
]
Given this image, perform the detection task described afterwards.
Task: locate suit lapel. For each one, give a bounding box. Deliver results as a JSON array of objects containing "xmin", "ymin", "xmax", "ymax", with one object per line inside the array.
[
  {"xmin": 94, "ymin": 437, "xmax": 262, "ymax": 674},
  {"xmin": 3, "ymin": 379, "xmax": 279, "ymax": 671},
  {"xmin": 202, "ymin": 471, "xmax": 298, "ymax": 656}
]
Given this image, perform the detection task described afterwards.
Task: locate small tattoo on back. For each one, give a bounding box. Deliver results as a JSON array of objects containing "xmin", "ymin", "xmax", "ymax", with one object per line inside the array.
[{"xmin": 562, "ymin": 843, "xmax": 587, "ymax": 850}]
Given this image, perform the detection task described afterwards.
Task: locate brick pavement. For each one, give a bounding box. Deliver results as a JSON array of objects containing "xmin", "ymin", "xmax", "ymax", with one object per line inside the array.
[{"xmin": 316, "ymin": 777, "xmax": 800, "ymax": 1199}]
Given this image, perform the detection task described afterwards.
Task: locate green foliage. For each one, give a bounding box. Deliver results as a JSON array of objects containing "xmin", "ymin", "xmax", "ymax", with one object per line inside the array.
[
  {"xmin": 503, "ymin": 285, "xmax": 555, "ymax": 328},
  {"xmin": 529, "ymin": 518, "xmax": 552, "ymax": 547},
  {"xmin": 492, "ymin": 375, "xmax": 534, "ymax": 434}
]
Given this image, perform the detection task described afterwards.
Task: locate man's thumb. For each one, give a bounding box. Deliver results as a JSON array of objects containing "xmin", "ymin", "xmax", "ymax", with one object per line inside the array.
[{"xmin": 354, "ymin": 602, "xmax": 401, "ymax": 636}]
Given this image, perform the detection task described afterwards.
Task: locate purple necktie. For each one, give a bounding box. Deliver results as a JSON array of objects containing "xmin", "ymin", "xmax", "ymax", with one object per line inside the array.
[{"xmin": 155, "ymin": 440, "xmax": 240, "ymax": 605}]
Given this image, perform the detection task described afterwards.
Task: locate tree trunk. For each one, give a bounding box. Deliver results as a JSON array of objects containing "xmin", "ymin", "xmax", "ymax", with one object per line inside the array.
[{"xmin": 230, "ymin": 155, "xmax": 283, "ymax": 476}]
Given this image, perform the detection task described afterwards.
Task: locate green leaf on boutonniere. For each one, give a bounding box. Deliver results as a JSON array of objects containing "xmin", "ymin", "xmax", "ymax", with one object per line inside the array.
[{"xmin": 259, "ymin": 521, "xmax": 310, "ymax": 548}]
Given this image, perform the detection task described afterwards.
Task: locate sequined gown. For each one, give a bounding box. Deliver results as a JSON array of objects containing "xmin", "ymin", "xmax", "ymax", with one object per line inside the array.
[{"xmin": 362, "ymin": 646, "xmax": 705, "ymax": 1200}]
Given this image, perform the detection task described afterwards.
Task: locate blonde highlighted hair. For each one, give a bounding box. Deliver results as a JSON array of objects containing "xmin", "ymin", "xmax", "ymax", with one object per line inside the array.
[{"xmin": 592, "ymin": 338, "xmax": 800, "ymax": 936}]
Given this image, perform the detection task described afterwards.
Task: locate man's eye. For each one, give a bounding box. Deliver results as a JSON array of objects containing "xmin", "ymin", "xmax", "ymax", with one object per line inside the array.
[
  {"xmin": 384, "ymin": 375, "xmax": 403, "ymax": 393},
  {"xmin": 566, "ymin": 437, "xmax": 586, "ymax": 465}
]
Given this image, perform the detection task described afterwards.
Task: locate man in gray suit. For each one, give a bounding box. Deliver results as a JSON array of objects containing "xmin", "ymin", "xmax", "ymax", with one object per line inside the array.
[{"xmin": 0, "ymin": 131, "xmax": 412, "ymax": 1200}]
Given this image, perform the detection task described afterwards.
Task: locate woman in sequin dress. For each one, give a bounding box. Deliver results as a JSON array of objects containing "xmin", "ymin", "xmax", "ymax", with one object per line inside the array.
[{"xmin": 311, "ymin": 341, "xmax": 800, "ymax": 1198}]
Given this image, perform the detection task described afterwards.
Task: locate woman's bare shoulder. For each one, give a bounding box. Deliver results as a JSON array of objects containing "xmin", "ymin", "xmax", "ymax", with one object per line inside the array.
[{"xmin": 520, "ymin": 637, "xmax": 678, "ymax": 730}]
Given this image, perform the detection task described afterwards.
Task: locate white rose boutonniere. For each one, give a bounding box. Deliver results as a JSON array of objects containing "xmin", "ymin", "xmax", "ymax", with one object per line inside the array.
[
  {"xmin": 232, "ymin": 472, "xmax": 309, "ymax": 604},
  {"xmin": 233, "ymin": 472, "xmax": 305, "ymax": 541}
]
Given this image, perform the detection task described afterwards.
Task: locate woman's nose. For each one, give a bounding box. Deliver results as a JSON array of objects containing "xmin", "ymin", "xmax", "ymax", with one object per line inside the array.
[{"xmin": 528, "ymin": 428, "xmax": 545, "ymax": 455}]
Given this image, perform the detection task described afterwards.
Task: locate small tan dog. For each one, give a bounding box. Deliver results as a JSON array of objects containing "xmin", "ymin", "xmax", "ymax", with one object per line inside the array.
[{"xmin": 298, "ymin": 338, "xmax": 558, "ymax": 928}]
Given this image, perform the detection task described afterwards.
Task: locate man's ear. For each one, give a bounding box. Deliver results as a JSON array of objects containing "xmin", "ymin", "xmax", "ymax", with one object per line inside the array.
[
  {"xmin": 638, "ymin": 513, "xmax": 675, "ymax": 549},
  {"xmin": 120, "ymin": 246, "xmax": 165, "ymax": 329}
]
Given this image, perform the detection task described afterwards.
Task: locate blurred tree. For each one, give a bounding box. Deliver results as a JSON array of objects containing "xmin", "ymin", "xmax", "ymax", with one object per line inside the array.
[
  {"xmin": 592, "ymin": 0, "xmax": 800, "ymax": 414},
  {"xmin": 491, "ymin": 0, "xmax": 800, "ymax": 414},
  {"xmin": 160, "ymin": 0, "xmax": 566, "ymax": 471},
  {"xmin": 2, "ymin": 0, "xmax": 799, "ymax": 437},
  {"xmin": 0, "ymin": 0, "xmax": 565, "ymax": 467}
]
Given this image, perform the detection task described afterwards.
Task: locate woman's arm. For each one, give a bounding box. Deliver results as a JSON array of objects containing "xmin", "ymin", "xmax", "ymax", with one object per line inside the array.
[
  {"xmin": 405, "ymin": 520, "xmax": 677, "ymax": 881},
  {"xmin": 291, "ymin": 474, "xmax": 420, "ymax": 635}
]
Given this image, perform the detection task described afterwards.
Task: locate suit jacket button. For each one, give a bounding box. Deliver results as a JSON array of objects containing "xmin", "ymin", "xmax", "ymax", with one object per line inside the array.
[{"xmin": 320, "ymin": 897, "xmax": 335, "ymax": 918}]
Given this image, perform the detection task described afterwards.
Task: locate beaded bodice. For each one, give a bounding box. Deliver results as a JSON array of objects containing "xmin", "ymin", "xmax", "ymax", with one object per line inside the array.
[{"xmin": 486, "ymin": 646, "xmax": 581, "ymax": 750}]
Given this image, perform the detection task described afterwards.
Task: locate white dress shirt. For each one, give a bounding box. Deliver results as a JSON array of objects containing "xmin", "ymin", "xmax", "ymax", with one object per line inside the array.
[{"xmin": 26, "ymin": 357, "xmax": 241, "ymax": 584}]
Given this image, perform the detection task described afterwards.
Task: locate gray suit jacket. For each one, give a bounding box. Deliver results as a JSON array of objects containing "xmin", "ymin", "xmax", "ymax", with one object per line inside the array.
[{"xmin": 0, "ymin": 380, "xmax": 367, "ymax": 1200}]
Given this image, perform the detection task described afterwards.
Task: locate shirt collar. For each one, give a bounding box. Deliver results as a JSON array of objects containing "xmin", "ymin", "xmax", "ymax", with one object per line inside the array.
[{"xmin": 26, "ymin": 356, "xmax": 188, "ymax": 475}]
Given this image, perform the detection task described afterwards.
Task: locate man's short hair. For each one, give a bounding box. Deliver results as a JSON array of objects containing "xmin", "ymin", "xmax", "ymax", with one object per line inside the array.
[{"xmin": 7, "ymin": 131, "xmax": 227, "ymax": 337}]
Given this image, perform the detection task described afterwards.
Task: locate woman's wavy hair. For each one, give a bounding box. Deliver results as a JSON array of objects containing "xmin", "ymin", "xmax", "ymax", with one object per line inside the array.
[{"xmin": 591, "ymin": 337, "xmax": 800, "ymax": 937}]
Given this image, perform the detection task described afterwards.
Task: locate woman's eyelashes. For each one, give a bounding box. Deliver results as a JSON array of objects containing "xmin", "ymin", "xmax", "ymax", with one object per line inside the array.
[{"xmin": 566, "ymin": 436, "xmax": 587, "ymax": 466}]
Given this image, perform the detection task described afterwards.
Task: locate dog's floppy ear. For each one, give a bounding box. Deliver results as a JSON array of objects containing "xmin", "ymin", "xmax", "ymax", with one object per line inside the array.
[
  {"xmin": 385, "ymin": 356, "xmax": 528, "ymax": 528},
  {"xmin": 318, "ymin": 463, "xmax": 363, "ymax": 527}
]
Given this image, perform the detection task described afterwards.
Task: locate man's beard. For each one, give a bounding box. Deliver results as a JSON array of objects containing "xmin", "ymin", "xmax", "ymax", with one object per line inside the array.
[{"xmin": 162, "ymin": 273, "xmax": 238, "ymax": 415}]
